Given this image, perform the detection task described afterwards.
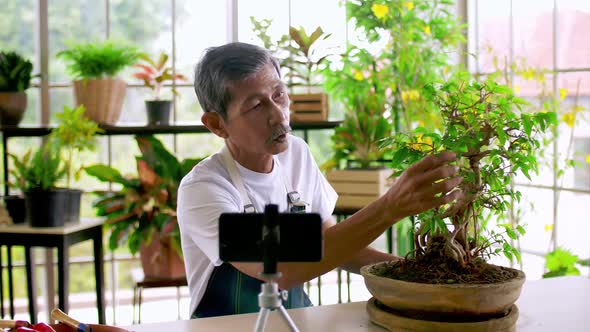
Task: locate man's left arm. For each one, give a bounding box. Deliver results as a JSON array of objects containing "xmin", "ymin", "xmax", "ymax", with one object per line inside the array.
[{"xmin": 323, "ymin": 218, "xmax": 402, "ymax": 274}]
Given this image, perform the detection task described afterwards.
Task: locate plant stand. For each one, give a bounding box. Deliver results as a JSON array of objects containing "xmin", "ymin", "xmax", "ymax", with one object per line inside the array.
[
  {"xmin": 366, "ymin": 298, "xmax": 519, "ymax": 332},
  {"xmin": 289, "ymin": 93, "xmax": 329, "ymax": 122},
  {"xmin": 327, "ymin": 169, "xmax": 392, "ymax": 209}
]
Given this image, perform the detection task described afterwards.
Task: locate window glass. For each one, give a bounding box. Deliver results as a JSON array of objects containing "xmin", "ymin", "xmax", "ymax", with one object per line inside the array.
[{"xmin": 556, "ymin": 0, "xmax": 590, "ymax": 69}]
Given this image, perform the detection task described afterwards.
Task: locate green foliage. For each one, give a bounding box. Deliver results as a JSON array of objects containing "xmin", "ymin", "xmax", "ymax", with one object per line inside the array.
[
  {"xmin": 85, "ymin": 135, "xmax": 203, "ymax": 256},
  {"xmin": 0, "ymin": 51, "xmax": 37, "ymax": 92},
  {"xmin": 249, "ymin": 17, "xmax": 332, "ymax": 90},
  {"xmin": 323, "ymin": 0, "xmax": 464, "ymax": 168},
  {"xmin": 57, "ymin": 40, "xmax": 141, "ymax": 80},
  {"xmin": 382, "ymin": 71, "xmax": 557, "ymax": 266},
  {"xmin": 9, "ymin": 142, "xmax": 67, "ymax": 191},
  {"xmin": 49, "ymin": 105, "xmax": 103, "ymax": 187},
  {"xmin": 542, "ymin": 247, "xmax": 586, "ymax": 278},
  {"xmin": 133, "ymin": 51, "xmax": 188, "ymax": 100}
]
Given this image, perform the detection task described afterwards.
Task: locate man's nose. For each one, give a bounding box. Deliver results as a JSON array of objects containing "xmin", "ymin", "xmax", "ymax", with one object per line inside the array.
[{"xmin": 268, "ymin": 100, "xmax": 289, "ymax": 125}]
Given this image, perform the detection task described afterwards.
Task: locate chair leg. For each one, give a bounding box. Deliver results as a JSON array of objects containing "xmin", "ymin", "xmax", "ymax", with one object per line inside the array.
[
  {"xmin": 138, "ymin": 287, "xmax": 142, "ymax": 324},
  {"xmin": 132, "ymin": 285, "xmax": 137, "ymax": 324}
]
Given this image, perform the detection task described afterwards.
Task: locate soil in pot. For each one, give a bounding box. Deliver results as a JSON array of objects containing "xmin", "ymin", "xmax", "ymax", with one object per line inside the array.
[{"xmin": 372, "ymin": 236, "xmax": 518, "ymax": 285}]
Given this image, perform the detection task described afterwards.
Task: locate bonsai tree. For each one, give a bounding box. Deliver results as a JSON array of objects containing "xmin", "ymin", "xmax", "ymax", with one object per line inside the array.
[
  {"xmin": 322, "ymin": 0, "xmax": 464, "ymax": 169},
  {"xmin": 85, "ymin": 135, "xmax": 202, "ymax": 259},
  {"xmin": 132, "ymin": 51, "xmax": 188, "ymax": 125},
  {"xmin": 0, "ymin": 51, "xmax": 38, "ymax": 125},
  {"xmin": 57, "ymin": 40, "xmax": 141, "ymax": 124},
  {"xmin": 380, "ymin": 72, "xmax": 556, "ymax": 280}
]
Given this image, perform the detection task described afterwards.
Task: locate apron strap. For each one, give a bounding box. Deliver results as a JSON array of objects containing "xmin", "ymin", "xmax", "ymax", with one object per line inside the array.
[{"xmin": 221, "ymin": 145, "xmax": 256, "ymax": 213}]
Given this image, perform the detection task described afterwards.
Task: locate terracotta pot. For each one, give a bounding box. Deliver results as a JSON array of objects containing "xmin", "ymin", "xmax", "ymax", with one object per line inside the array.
[
  {"xmin": 0, "ymin": 91, "xmax": 27, "ymax": 125},
  {"xmin": 139, "ymin": 231, "xmax": 185, "ymax": 279},
  {"xmin": 74, "ymin": 78, "xmax": 126, "ymax": 125},
  {"xmin": 360, "ymin": 261, "xmax": 525, "ymax": 316}
]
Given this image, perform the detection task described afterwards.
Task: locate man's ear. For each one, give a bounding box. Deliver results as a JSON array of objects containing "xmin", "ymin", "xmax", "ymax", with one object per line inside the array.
[{"xmin": 202, "ymin": 112, "xmax": 229, "ymax": 139}]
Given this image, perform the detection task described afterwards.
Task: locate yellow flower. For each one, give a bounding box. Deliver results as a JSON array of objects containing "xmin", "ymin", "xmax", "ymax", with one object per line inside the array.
[
  {"xmin": 410, "ymin": 90, "xmax": 420, "ymax": 100},
  {"xmin": 443, "ymin": 66, "xmax": 449, "ymax": 75},
  {"xmin": 559, "ymin": 88, "xmax": 568, "ymax": 101},
  {"xmin": 423, "ymin": 25, "xmax": 431, "ymax": 35},
  {"xmin": 402, "ymin": 1, "xmax": 414, "ymax": 10},
  {"xmin": 353, "ymin": 70, "xmax": 364, "ymax": 81},
  {"xmin": 514, "ymin": 85, "xmax": 521, "ymax": 94},
  {"xmin": 402, "ymin": 90, "xmax": 410, "ymax": 103},
  {"xmin": 561, "ymin": 112, "xmax": 575, "ymax": 128},
  {"xmin": 544, "ymin": 224, "xmax": 554, "ymax": 232},
  {"xmin": 586, "ymin": 155, "xmax": 590, "ymax": 164},
  {"xmin": 371, "ymin": 3, "xmax": 389, "ymax": 19}
]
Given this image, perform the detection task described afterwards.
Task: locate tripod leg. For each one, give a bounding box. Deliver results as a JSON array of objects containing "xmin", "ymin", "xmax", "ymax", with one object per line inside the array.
[
  {"xmin": 278, "ymin": 305, "xmax": 300, "ymax": 332},
  {"xmin": 254, "ymin": 308, "xmax": 270, "ymax": 332}
]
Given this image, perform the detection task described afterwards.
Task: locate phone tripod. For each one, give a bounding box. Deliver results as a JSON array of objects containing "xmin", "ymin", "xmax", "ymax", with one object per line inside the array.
[
  {"xmin": 253, "ymin": 204, "xmax": 300, "ymax": 332},
  {"xmin": 254, "ymin": 272, "xmax": 299, "ymax": 332}
]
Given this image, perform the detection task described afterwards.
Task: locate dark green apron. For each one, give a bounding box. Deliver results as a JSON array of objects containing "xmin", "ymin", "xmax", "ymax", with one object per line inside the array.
[{"xmin": 192, "ymin": 262, "xmax": 312, "ymax": 318}]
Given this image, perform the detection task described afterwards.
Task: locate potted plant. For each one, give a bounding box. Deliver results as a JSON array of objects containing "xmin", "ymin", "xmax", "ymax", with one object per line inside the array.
[
  {"xmin": 0, "ymin": 51, "xmax": 38, "ymax": 126},
  {"xmin": 8, "ymin": 105, "xmax": 102, "ymax": 226},
  {"xmin": 250, "ymin": 17, "xmax": 332, "ymax": 121},
  {"xmin": 9, "ymin": 141, "xmax": 68, "ymax": 227},
  {"xmin": 321, "ymin": 0, "xmax": 464, "ymax": 210},
  {"xmin": 48, "ymin": 104, "xmax": 103, "ymax": 223},
  {"xmin": 57, "ymin": 40, "xmax": 140, "ymax": 125},
  {"xmin": 360, "ymin": 72, "xmax": 557, "ymax": 330},
  {"xmin": 85, "ymin": 135, "xmax": 202, "ymax": 278},
  {"xmin": 132, "ymin": 51, "xmax": 187, "ymax": 126}
]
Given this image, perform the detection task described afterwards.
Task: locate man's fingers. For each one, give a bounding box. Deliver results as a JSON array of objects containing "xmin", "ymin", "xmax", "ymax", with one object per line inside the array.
[
  {"xmin": 407, "ymin": 151, "xmax": 457, "ymax": 175},
  {"xmin": 430, "ymin": 176, "xmax": 463, "ymax": 196}
]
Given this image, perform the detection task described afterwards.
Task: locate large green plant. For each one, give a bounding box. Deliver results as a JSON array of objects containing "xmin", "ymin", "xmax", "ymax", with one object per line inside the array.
[
  {"xmin": 382, "ymin": 72, "xmax": 556, "ymax": 270},
  {"xmin": 57, "ymin": 40, "xmax": 141, "ymax": 80},
  {"xmin": 323, "ymin": 0, "xmax": 464, "ymax": 169},
  {"xmin": 0, "ymin": 51, "xmax": 37, "ymax": 92},
  {"xmin": 85, "ymin": 135, "xmax": 202, "ymax": 256},
  {"xmin": 542, "ymin": 247, "xmax": 589, "ymax": 278}
]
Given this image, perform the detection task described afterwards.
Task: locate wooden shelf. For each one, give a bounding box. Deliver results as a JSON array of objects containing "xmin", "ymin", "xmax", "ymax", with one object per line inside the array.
[{"xmin": 0, "ymin": 121, "xmax": 342, "ymax": 138}]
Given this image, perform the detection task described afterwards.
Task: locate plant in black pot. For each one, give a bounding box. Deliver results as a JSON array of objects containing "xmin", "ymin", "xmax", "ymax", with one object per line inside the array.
[
  {"xmin": 0, "ymin": 51, "xmax": 38, "ymax": 126},
  {"xmin": 48, "ymin": 104, "xmax": 103, "ymax": 223},
  {"xmin": 133, "ymin": 51, "xmax": 187, "ymax": 126},
  {"xmin": 9, "ymin": 141, "xmax": 68, "ymax": 227}
]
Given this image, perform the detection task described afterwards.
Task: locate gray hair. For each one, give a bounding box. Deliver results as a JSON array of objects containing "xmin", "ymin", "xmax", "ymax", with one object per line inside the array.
[{"xmin": 194, "ymin": 42, "xmax": 280, "ymax": 119}]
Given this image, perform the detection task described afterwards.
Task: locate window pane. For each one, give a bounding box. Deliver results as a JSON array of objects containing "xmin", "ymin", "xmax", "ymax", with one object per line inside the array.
[
  {"xmin": 21, "ymin": 88, "xmax": 40, "ymax": 125},
  {"xmin": 556, "ymin": 72, "xmax": 590, "ymax": 190},
  {"xmin": 110, "ymin": 0, "xmax": 172, "ymax": 55},
  {"xmin": 176, "ymin": 0, "xmax": 227, "ymax": 83},
  {"xmin": 513, "ymin": 0, "xmax": 554, "ymax": 69},
  {"xmin": 556, "ymin": 191, "xmax": 590, "ymax": 259},
  {"xmin": 475, "ymin": 0, "xmax": 511, "ymax": 73},
  {"xmin": 238, "ymin": 0, "xmax": 290, "ymax": 46},
  {"xmin": 49, "ymin": 87, "xmax": 75, "ymax": 123},
  {"xmin": 517, "ymin": 186, "xmax": 554, "ymax": 254},
  {"xmin": 556, "ymin": 0, "xmax": 590, "ymax": 69},
  {"xmin": 0, "ymin": 0, "xmax": 37, "ymax": 65},
  {"xmin": 119, "ymin": 86, "xmax": 167, "ymax": 125},
  {"xmin": 176, "ymin": 134, "xmax": 224, "ymax": 161},
  {"xmin": 519, "ymin": 252, "xmax": 546, "ymax": 280},
  {"xmin": 174, "ymin": 86, "xmax": 201, "ymax": 124},
  {"xmin": 49, "ymin": 0, "xmax": 106, "ymax": 83}
]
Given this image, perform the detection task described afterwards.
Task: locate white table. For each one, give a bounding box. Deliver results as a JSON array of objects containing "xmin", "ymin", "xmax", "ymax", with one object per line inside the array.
[{"xmin": 126, "ymin": 276, "xmax": 590, "ymax": 332}]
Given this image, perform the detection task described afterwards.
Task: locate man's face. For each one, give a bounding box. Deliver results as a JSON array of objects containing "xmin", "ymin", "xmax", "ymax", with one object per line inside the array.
[{"xmin": 223, "ymin": 63, "xmax": 291, "ymax": 156}]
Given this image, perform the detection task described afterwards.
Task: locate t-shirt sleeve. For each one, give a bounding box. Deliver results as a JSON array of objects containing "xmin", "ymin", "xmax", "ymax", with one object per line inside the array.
[
  {"xmin": 177, "ymin": 175, "xmax": 241, "ymax": 266},
  {"xmin": 306, "ymin": 148, "xmax": 338, "ymax": 221}
]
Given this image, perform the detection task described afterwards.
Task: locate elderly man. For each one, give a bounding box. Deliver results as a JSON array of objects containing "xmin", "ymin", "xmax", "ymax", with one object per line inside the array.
[{"xmin": 177, "ymin": 42, "xmax": 462, "ymax": 318}]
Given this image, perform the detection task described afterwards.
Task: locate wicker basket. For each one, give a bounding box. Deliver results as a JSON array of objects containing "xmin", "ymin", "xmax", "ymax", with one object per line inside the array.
[{"xmin": 74, "ymin": 78, "xmax": 126, "ymax": 125}]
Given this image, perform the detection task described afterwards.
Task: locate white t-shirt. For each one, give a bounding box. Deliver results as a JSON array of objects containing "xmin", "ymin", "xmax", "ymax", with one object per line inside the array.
[{"xmin": 177, "ymin": 134, "xmax": 337, "ymax": 314}]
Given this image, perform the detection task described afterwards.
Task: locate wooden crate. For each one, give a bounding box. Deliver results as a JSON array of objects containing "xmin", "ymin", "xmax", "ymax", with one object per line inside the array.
[
  {"xmin": 290, "ymin": 93, "xmax": 329, "ymax": 122},
  {"xmin": 326, "ymin": 169, "xmax": 393, "ymax": 209}
]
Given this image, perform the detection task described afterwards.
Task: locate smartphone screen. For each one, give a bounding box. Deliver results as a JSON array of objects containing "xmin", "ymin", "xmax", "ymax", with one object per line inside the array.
[{"xmin": 219, "ymin": 212, "xmax": 323, "ymax": 262}]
